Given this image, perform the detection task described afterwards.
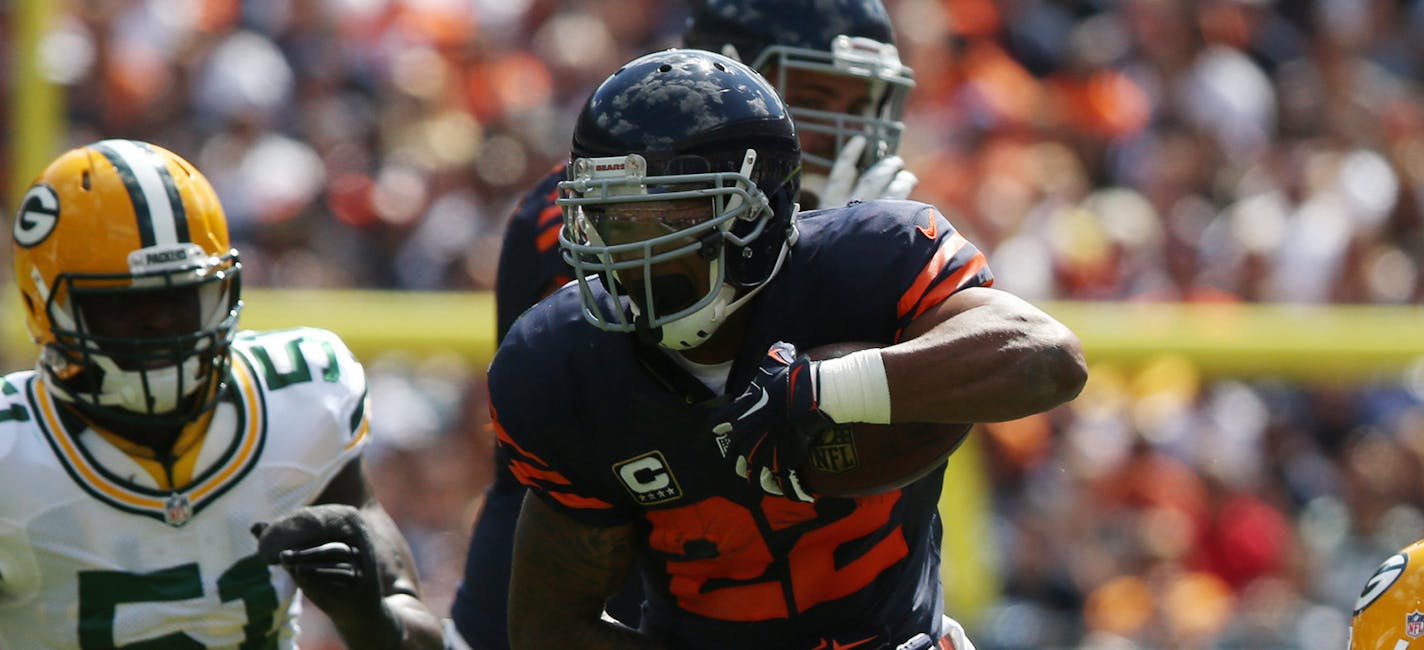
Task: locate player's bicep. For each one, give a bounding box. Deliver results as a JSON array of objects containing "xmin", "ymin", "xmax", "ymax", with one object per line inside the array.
[
  {"xmin": 312, "ymin": 458, "xmax": 368, "ymax": 507},
  {"xmin": 510, "ymin": 492, "xmax": 637, "ymax": 639},
  {"xmin": 888, "ymin": 285, "xmax": 1086, "ymax": 422},
  {"xmin": 897, "ymin": 285, "xmax": 1001, "ymax": 343}
]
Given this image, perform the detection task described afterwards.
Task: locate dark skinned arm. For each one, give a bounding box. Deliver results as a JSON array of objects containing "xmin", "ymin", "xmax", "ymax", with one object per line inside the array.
[
  {"xmin": 883, "ymin": 286, "xmax": 1087, "ymax": 423},
  {"xmin": 508, "ymin": 492, "xmax": 665, "ymax": 649},
  {"xmin": 308, "ymin": 458, "xmax": 445, "ymax": 649}
]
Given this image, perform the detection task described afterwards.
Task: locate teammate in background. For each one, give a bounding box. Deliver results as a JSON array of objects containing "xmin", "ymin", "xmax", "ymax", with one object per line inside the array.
[
  {"xmin": 491, "ymin": 0, "xmax": 916, "ymax": 342},
  {"xmin": 0, "ymin": 140, "xmax": 443, "ymax": 649},
  {"xmin": 680, "ymin": 0, "xmax": 917, "ymax": 211},
  {"xmin": 493, "ymin": 49, "xmax": 1086, "ymax": 649},
  {"xmin": 454, "ymin": 1, "xmax": 919, "ymax": 646},
  {"xmin": 1349, "ymin": 538, "xmax": 1424, "ymax": 649}
]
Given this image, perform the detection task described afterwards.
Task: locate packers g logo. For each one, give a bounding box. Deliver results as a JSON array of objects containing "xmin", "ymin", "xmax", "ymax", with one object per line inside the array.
[
  {"xmin": 13, "ymin": 184, "xmax": 60, "ymax": 248},
  {"xmin": 613, "ymin": 451, "xmax": 683, "ymax": 505},
  {"xmin": 1357, "ymin": 552, "xmax": 1407, "ymax": 614}
]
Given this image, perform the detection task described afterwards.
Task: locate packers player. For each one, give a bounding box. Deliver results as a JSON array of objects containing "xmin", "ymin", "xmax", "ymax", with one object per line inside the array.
[
  {"xmin": 1351, "ymin": 539, "xmax": 1424, "ymax": 649},
  {"xmin": 454, "ymin": 2, "xmax": 920, "ymax": 646},
  {"xmin": 0, "ymin": 140, "xmax": 443, "ymax": 648}
]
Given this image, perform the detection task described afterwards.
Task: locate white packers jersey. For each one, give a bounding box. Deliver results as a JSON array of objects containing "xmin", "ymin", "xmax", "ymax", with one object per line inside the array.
[{"xmin": 0, "ymin": 327, "xmax": 371, "ymax": 649}]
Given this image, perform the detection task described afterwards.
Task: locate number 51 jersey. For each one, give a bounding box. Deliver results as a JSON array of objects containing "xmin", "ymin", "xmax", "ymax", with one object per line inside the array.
[{"xmin": 0, "ymin": 327, "xmax": 370, "ymax": 649}]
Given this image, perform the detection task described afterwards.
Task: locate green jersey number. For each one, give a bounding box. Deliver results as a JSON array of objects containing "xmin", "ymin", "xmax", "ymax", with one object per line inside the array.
[
  {"xmin": 77, "ymin": 555, "xmax": 278, "ymax": 649},
  {"xmin": 245, "ymin": 333, "xmax": 342, "ymax": 390}
]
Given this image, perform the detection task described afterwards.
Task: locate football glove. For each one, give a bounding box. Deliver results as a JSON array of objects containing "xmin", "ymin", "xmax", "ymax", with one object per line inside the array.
[
  {"xmin": 712, "ymin": 341, "xmax": 833, "ymax": 502},
  {"xmin": 818, "ymin": 135, "xmax": 918, "ymax": 208},
  {"xmin": 252, "ymin": 504, "xmax": 403, "ymax": 646}
]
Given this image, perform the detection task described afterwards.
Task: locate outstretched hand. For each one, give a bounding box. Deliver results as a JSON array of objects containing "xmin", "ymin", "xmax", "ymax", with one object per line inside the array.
[
  {"xmin": 817, "ymin": 135, "xmax": 918, "ymax": 208},
  {"xmin": 712, "ymin": 341, "xmax": 834, "ymax": 502}
]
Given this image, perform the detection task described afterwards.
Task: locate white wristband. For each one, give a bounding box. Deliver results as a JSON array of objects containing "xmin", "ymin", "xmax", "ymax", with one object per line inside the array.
[{"xmin": 815, "ymin": 348, "xmax": 892, "ymax": 424}]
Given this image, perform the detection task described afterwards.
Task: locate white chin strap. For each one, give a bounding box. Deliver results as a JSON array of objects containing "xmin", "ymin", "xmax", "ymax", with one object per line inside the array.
[
  {"xmin": 655, "ymin": 239, "xmax": 793, "ymax": 350},
  {"xmin": 657, "ymin": 281, "xmax": 740, "ymax": 350}
]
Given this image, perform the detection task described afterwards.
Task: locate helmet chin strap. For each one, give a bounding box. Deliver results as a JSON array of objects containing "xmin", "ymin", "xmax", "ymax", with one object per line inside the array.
[
  {"xmin": 651, "ymin": 236, "xmax": 794, "ymax": 350},
  {"xmin": 654, "ymin": 281, "xmax": 739, "ymax": 350}
]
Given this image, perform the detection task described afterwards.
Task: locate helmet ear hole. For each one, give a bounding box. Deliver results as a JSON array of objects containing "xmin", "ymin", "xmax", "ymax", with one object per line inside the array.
[
  {"xmin": 81, "ymin": 171, "xmax": 92, "ymax": 191},
  {"xmin": 21, "ymin": 292, "xmax": 36, "ymax": 318}
]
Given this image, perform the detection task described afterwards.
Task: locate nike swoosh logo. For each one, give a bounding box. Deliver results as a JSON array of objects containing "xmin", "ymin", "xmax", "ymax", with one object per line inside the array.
[
  {"xmin": 810, "ymin": 636, "xmax": 881, "ymax": 650},
  {"xmin": 916, "ymin": 210, "xmax": 939, "ymax": 239},
  {"xmin": 737, "ymin": 387, "xmax": 769, "ymax": 421}
]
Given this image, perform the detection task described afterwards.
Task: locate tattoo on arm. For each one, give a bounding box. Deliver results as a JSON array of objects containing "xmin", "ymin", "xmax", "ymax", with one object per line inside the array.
[{"xmin": 510, "ymin": 493, "xmax": 664, "ymax": 649}]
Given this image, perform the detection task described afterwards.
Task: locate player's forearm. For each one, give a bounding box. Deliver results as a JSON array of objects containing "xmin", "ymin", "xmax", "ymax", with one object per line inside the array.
[
  {"xmin": 510, "ymin": 497, "xmax": 656, "ymax": 648},
  {"xmin": 388, "ymin": 593, "xmax": 446, "ymax": 649},
  {"xmin": 884, "ymin": 289, "xmax": 1086, "ymax": 423},
  {"xmin": 326, "ymin": 501, "xmax": 444, "ymax": 648},
  {"xmin": 328, "ymin": 593, "xmax": 443, "ymax": 649}
]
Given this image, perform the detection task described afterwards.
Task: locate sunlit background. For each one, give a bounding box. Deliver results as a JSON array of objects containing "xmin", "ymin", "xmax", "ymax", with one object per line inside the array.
[{"xmin": 5, "ymin": 1, "xmax": 1424, "ymax": 648}]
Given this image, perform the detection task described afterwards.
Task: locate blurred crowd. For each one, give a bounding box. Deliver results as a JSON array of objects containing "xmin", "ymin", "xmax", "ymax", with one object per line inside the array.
[{"xmin": 6, "ymin": 0, "xmax": 1424, "ymax": 647}]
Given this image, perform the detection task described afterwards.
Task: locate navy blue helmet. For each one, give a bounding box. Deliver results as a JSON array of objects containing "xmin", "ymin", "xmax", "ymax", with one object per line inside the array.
[
  {"xmin": 558, "ymin": 49, "xmax": 800, "ymax": 349},
  {"xmin": 683, "ymin": 0, "xmax": 913, "ymax": 173}
]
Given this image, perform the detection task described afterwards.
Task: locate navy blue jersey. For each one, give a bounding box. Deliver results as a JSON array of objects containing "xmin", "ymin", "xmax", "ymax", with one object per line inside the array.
[
  {"xmin": 491, "ymin": 199, "xmax": 992, "ymax": 649},
  {"xmin": 494, "ymin": 164, "xmax": 571, "ymax": 343},
  {"xmin": 454, "ymin": 162, "xmax": 572, "ymax": 649}
]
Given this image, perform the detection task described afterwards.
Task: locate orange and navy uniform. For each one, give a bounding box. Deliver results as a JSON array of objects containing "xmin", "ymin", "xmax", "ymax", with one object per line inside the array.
[
  {"xmin": 489, "ymin": 199, "xmax": 992, "ymax": 649},
  {"xmin": 452, "ymin": 162, "xmax": 574, "ymax": 649},
  {"xmin": 494, "ymin": 163, "xmax": 571, "ymax": 343}
]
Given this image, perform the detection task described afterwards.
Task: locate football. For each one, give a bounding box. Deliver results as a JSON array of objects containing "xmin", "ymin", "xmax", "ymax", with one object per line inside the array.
[{"xmin": 798, "ymin": 342, "xmax": 972, "ymax": 498}]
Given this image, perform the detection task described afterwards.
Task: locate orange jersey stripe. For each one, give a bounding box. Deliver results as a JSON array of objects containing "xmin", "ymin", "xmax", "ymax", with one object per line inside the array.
[
  {"xmin": 536, "ymin": 203, "xmax": 561, "ymax": 228},
  {"xmin": 508, "ymin": 457, "xmax": 573, "ymax": 486},
  {"xmin": 491, "ymin": 406, "xmax": 553, "ymax": 466},
  {"xmin": 546, "ymin": 489, "xmax": 614, "ymax": 510},
  {"xmin": 897, "ymin": 231, "xmax": 969, "ymax": 319},
  {"xmin": 909, "ymin": 251, "xmax": 991, "ymax": 321},
  {"xmin": 535, "ymin": 222, "xmax": 561, "ymax": 253},
  {"xmin": 508, "ymin": 455, "xmax": 614, "ymax": 510}
]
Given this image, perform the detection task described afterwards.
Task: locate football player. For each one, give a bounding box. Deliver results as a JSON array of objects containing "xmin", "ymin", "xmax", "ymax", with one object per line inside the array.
[
  {"xmin": 492, "ymin": 49, "xmax": 1086, "ymax": 649},
  {"xmin": 453, "ymin": 2, "xmax": 920, "ymax": 646},
  {"xmin": 1350, "ymin": 538, "xmax": 1424, "ymax": 649},
  {"xmin": 0, "ymin": 140, "xmax": 443, "ymax": 648}
]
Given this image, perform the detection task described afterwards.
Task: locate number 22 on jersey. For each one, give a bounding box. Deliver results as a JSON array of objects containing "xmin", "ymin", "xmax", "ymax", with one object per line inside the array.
[{"xmin": 645, "ymin": 491, "xmax": 908, "ymax": 621}]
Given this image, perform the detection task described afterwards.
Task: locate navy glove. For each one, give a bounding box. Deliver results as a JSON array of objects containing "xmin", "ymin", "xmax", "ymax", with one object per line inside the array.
[
  {"xmin": 252, "ymin": 504, "xmax": 403, "ymax": 645},
  {"xmin": 713, "ymin": 341, "xmax": 834, "ymax": 502}
]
